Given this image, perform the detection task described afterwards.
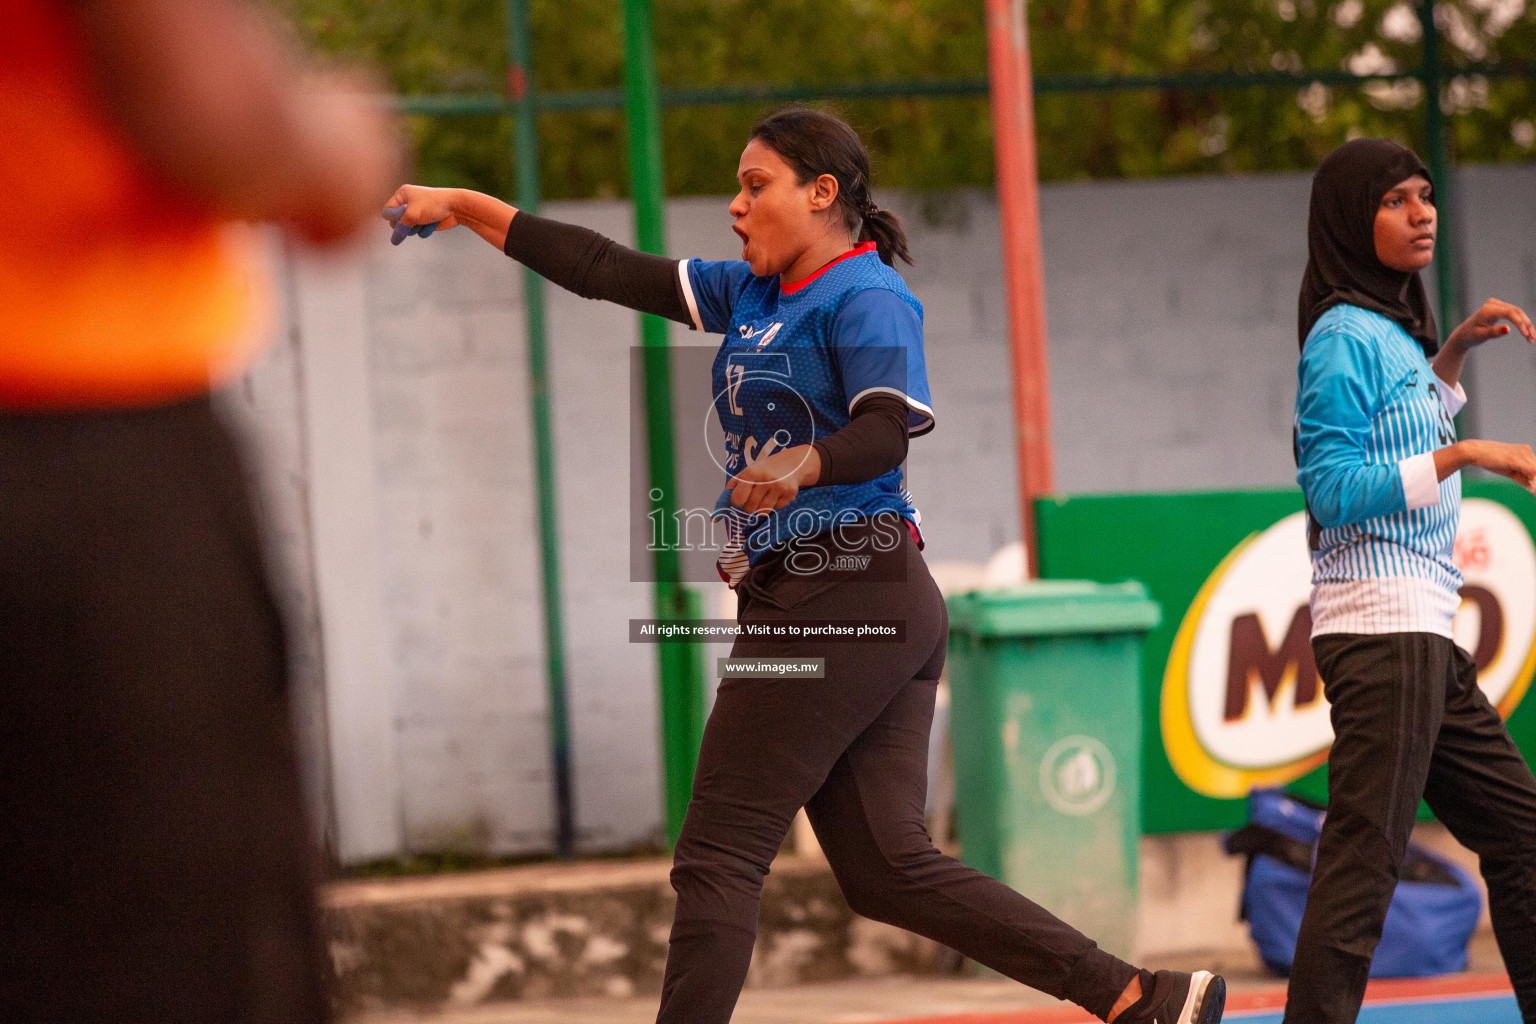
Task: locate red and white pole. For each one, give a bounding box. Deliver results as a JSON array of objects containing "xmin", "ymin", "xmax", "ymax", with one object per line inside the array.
[{"xmin": 985, "ymin": 0, "xmax": 1055, "ymax": 578}]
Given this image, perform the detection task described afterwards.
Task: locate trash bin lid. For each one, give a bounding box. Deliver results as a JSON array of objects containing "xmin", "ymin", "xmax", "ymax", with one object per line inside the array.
[{"xmin": 946, "ymin": 580, "xmax": 1161, "ymax": 638}]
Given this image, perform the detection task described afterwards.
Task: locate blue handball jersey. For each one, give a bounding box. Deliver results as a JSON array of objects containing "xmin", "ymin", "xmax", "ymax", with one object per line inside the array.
[{"xmin": 676, "ymin": 242, "xmax": 936, "ymax": 587}]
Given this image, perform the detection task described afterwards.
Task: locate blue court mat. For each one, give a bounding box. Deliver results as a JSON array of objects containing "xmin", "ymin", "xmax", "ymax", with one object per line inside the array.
[{"xmin": 1227, "ymin": 992, "xmax": 1519, "ymax": 1023}]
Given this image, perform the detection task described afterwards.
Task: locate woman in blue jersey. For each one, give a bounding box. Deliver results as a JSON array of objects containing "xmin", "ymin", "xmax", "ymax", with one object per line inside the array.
[
  {"xmin": 1289, "ymin": 137, "xmax": 1536, "ymax": 1024},
  {"xmin": 384, "ymin": 108, "xmax": 1224, "ymax": 1024}
]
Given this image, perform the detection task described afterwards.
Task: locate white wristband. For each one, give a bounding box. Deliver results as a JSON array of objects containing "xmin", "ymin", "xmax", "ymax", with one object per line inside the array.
[
  {"xmin": 1434, "ymin": 375, "xmax": 1468, "ymax": 417},
  {"xmin": 1399, "ymin": 452, "xmax": 1441, "ymax": 511}
]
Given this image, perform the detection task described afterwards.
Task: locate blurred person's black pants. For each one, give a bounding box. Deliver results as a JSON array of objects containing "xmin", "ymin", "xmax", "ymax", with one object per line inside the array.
[
  {"xmin": 1284, "ymin": 633, "xmax": 1536, "ymax": 1024},
  {"xmin": 655, "ymin": 520, "xmax": 1137, "ymax": 1024},
  {"xmin": 0, "ymin": 396, "xmax": 328, "ymax": 1024}
]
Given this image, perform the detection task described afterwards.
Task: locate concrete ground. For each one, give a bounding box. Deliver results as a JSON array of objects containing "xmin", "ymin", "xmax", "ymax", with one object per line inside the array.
[{"xmin": 349, "ymin": 932, "xmax": 1508, "ymax": 1024}]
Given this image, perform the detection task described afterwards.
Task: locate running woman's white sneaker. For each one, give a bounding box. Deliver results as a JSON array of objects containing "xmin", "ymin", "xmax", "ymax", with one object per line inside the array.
[{"xmin": 1120, "ymin": 969, "xmax": 1225, "ymax": 1024}]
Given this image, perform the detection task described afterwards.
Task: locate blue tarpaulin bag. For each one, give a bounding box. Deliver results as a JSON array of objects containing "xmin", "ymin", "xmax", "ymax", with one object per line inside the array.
[{"xmin": 1224, "ymin": 788, "xmax": 1482, "ymax": 977}]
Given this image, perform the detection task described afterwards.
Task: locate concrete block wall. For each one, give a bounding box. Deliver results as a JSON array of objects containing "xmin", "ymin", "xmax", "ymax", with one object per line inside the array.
[{"xmin": 236, "ymin": 166, "xmax": 1536, "ymax": 863}]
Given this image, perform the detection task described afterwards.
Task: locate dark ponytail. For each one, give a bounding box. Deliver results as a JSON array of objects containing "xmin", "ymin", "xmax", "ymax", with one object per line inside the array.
[{"xmin": 749, "ymin": 107, "xmax": 913, "ymax": 268}]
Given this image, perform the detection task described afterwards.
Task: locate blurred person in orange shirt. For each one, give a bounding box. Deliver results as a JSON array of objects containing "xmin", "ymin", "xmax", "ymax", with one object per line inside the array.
[{"xmin": 0, "ymin": 1, "xmax": 399, "ymax": 1021}]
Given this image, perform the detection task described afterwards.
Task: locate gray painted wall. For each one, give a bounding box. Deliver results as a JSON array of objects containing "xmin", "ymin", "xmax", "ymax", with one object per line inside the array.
[{"xmin": 236, "ymin": 165, "xmax": 1536, "ymax": 863}]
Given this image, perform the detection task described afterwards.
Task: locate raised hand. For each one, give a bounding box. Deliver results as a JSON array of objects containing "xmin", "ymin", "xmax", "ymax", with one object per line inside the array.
[
  {"xmin": 1448, "ymin": 297, "xmax": 1536, "ymax": 350},
  {"xmin": 382, "ymin": 185, "xmax": 458, "ymax": 243},
  {"xmin": 727, "ymin": 444, "xmax": 822, "ymax": 515},
  {"xmin": 1467, "ymin": 440, "xmax": 1536, "ymax": 493}
]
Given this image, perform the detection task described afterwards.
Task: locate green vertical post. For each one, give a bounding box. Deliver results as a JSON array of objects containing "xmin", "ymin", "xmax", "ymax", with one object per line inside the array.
[
  {"xmin": 1420, "ymin": 0, "xmax": 1462, "ymax": 332},
  {"xmin": 508, "ymin": 0, "xmax": 575, "ymax": 858},
  {"xmin": 624, "ymin": 0, "xmax": 707, "ymax": 848},
  {"xmin": 1419, "ymin": 0, "xmax": 1471, "ymax": 433}
]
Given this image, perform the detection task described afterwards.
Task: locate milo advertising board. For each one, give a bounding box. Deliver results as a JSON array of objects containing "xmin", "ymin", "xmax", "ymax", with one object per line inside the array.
[{"xmin": 1035, "ymin": 481, "xmax": 1536, "ymax": 834}]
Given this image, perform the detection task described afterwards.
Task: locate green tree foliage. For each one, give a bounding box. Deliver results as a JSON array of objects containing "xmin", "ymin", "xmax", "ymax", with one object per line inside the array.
[
  {"xmin": 278, "ymin": 0, "xmax": 1536, "ymax": 200},
  {"xmin": 1030, "ymin": 0, "xmax": 1536, "ymax": 178}
]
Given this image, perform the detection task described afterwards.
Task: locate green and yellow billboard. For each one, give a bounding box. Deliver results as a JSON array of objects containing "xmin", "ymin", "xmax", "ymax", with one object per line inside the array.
[{"xmin": 1036, "ymin": 480, "xmax": 1536, "ymax": 834}]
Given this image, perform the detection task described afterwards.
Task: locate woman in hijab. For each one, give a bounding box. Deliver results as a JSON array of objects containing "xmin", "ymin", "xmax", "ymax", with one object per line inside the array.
[{"xmin": 1289, "ymin": 137, "xmax": 1536, "ymax": 1023}]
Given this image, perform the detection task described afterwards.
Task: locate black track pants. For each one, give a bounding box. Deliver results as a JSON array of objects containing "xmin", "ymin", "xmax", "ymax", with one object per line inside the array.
[
  {"xmin": 1284, "ymin": 633, "xmax": 1536, "ymax": 1024},
  {"xmin": 0, "ymin": 397, "xmax": 329, "ymax": 1024},
  {"xmin": 655, "ymin": 522, "xmax": 1137, "ymax": 1023}
]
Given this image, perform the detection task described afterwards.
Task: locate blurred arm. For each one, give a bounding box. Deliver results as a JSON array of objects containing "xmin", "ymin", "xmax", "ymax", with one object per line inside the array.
[{"xmin": 70, "ymin": 0, "xmax": 399, "ymax": 241}]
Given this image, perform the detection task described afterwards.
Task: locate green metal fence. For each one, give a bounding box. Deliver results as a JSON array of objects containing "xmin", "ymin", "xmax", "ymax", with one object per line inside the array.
[{"xmin": 397, "ymin": 0, "xmax": 1532, "ymax": 855}]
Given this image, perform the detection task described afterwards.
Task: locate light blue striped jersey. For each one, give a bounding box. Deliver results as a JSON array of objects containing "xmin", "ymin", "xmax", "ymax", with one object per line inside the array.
[{"xmin": 1294, "ymin": 304, "xmax": 1465, "ymax": 637}]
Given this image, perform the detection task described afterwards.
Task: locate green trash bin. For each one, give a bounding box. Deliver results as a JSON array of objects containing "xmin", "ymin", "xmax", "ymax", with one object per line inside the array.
[{"xmin": 945, "ymin": 580, "xmax": 1161, "ymax": 961}]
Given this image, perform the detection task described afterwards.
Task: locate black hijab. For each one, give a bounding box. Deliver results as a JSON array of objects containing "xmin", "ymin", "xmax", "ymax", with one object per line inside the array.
[{"xmin": 1298, "ymin": 138, "xmax": 1439, "ymax": 356}]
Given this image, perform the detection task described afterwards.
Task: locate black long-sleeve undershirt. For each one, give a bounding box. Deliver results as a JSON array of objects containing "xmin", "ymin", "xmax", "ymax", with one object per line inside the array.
[
  {"xmin": 502, "ymin": 211, "xmax": 913, "ymax": 486},
  {"xmin": 812, "ymin": 395, "xmax": 909, "ymax": 486},
  {"xmin": 503, "ymin": 210, "xmax": 692, "ymax": 325}
]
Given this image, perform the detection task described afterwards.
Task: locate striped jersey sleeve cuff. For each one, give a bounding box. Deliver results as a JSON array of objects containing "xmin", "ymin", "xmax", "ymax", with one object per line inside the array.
[
  {"xmin": 848, "ymin": 386, "xmax": 936, "ymax": 436},
  {"xmin": 676, "ymin": 260, "xmax": 703, "ymax": 332},
  {"xmin": 1399, "ymin": 451, "xmax": 1441, "ymax": 511},
  {"xmin": 1434, "ymin": 374, "xmax": 1468, "ymax": 417}
]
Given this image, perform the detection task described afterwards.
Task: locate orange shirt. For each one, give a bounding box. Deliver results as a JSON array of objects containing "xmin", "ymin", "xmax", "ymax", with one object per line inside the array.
[{"xmin": 0, "ymin": 0, "xmax": 267, "ymax": 408}]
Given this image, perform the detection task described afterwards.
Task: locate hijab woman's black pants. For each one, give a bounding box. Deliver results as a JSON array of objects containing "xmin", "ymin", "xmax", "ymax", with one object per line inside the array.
[
  {"xmin": 0, "ymin": 397, "xmax": 329, "ymax": 1024},
  {"xmin": 1284, "ymin": 632, "xmax": 1536, "ymax": 1024},
  {"xmin": 655, "ymin": 519, "xmax": 1137, "ymax": 1023}
]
